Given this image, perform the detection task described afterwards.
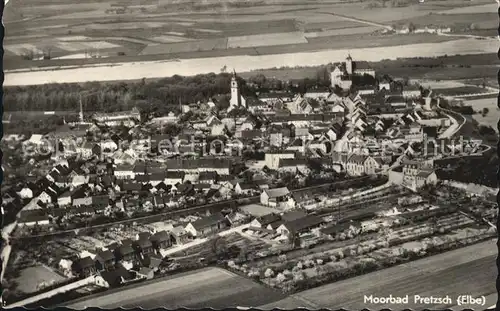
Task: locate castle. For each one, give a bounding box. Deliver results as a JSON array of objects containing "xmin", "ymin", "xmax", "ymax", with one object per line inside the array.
[{"xmin": 330, "ymin": 54, "xmax": 376, "ymax": 90}]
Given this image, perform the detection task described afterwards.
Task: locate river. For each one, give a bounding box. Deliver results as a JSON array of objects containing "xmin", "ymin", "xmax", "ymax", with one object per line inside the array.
[{"xmin": 4, "ymin": 38, "xmax": 497, "ymax": 86}]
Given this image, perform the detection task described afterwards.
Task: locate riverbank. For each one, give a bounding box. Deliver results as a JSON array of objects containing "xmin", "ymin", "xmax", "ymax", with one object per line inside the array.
[{"xmin": 4, "ymin": 38, "xmax": 496, "ymax": 86}]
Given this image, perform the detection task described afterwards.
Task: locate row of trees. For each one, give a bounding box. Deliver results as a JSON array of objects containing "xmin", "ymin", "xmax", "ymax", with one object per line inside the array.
[{"xmin": 4, "ymin": 70, "xmax": 336, "ymax": 115}]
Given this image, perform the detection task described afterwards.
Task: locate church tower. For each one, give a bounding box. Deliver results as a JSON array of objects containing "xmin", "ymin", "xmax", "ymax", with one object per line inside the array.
[
  {"xmin": 345, "ymin": 54, "xmax": 353, "ymax": 75},
  {"xmin": 230, "ymin": 69, "xmax": 241, "ymax": 108}
]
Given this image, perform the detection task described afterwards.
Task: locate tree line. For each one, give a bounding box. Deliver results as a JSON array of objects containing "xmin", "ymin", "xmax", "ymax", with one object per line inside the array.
[{"xmin": 4, "ymin": 70, "xmax": 338, "ymax": 116}]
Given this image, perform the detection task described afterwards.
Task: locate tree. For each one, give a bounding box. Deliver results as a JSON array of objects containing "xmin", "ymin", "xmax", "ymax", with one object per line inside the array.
[
  {"xmin": 481, "ymin": 107, "xmax": 489, "ymax": 116},
  {"xmin": 210, "ymin": 236, "xmax": 228, "ymax": 259},
  {"xmin": 288, "ymin": 231, "xmax": 301, "ymax": 248},
  {"xmin": 408, "ymin": 22, "xmax": 416, "ymax": 33}
]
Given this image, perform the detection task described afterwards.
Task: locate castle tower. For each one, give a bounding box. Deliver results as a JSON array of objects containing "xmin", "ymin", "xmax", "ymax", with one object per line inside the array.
[
  {"xmin": 230, "ymin": 69, "xmax": 241, "ymax": 108},
  {"xmin": 346, "ymin": 54, "xmax": 353, "ymax": 75}
]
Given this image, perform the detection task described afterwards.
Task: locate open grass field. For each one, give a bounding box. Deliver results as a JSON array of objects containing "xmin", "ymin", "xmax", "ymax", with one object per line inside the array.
[
  {"xmin": 64, "ymin": 267, "xmax": 289, "ymax": 309},
  {"xmin": 259, "ymin": 239, "xmax": 497, "ymax": 310},
  {"xmin": 14, "ymin": 265, "xmax": 67, "ymax": 294},
  {"xmin": 466, "ymin": 98, "xmax": 500, "ymax": 132}
]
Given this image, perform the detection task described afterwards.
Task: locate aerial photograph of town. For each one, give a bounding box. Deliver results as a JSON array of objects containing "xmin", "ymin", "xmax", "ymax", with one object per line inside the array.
[{"xmin": 1, "ymin": 0, "xmax": 499, "ymax": 309}]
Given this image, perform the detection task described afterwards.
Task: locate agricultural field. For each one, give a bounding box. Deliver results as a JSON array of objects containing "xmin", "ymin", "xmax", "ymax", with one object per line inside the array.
[
  {"xmin": 390, "ymin": 12, "xmax": 498, "ymax": 30},
  {"xmin": 260, "ymin": 239, "xmax": 497, "ymax": 310},
  {"xmin": 3, "ymin": 0, "xmax": 496, "ymax": 67},
  {"xmin": 435, "ymin": 86, "xmax": 491, "ymax": 97},
  {"xmin": 65, "ymin": 267, "xmax": 289, "ymax": 309},
  {"xmin": 227, "ymin": 32, "xmax": 308, "ymax": 49}
]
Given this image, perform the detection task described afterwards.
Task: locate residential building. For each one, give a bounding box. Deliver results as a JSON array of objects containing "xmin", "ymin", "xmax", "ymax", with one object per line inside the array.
[
  {"xmin": 184, "ymin": 213, "xmax": 229, "ymax": 237},
  {"xmin": 72, "ymin": 257, "xmax": 97, "ymax": 277},
  {"xmin": 264, "ymin": 151, "xmax": 295, "ymax": 170},
  {"xmin": 260, "ymin": 187, "xmax": 294, "ymax": 208}
]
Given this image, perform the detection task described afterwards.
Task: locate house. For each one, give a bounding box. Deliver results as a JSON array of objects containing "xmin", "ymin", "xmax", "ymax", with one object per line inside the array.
[
  {"xmin": 402, "ymin": 85, "xmax": 422, "ymax": 98},
  {"xmin": 95, "ymin": 250, "xmax": 116, "ymax": 271},
  {"xmin": 120, "ymin": 182, "xmax": 143, "ymax": 193},
  {"xmin": 199, "ymin": 171, "xmax": 218, "ymax": 185},
  {"xmin": 276, "ymin": 215, "xmax": 325, "ymax": 236},
  {"xmin": 170, "ymin": 226, "xmax": 190, "ymax": 245},
  {"xmin": 142, "ymin": 253, "xmax": 163, "ymax": 272},
  {"xmin": 72, "ymin": 197, "xmax": 93, "ymax": 207},
  {"xmin": 71, "ymin": 175, "xmax": 89, "ymax": 188},
  {"xmin": 278, "ymin": 158, "xmax": 309, "ymax": 174},
  {"xmin": 92, "ymin": 195, "xmax": 110, "ymax": 210},
  {"xmin": 133, "ymin": 237, "xmax": 154, "ymax": 258},
  {"xmin": 234, "ymin": 182, "xmax": 257, "ymax": 195},
  {"xmin": 320, "ymin": 220, "xmax": 361, "ymax": 239},
  {"xmin": 415, "ymin": 170, "xmax": 438, "ymax": 189},
  {"xmin": 17, "ymin": 210, "xmax": 50, "ymax": 227},
  {"xmin": 165, "ymin": 171, "xmax": 185, "ymax": 185},
  {"xmin": 363, "ymin": 155, "xmax": 382, "ymax": 175},
  {"xmin": 345, "ymin": 155, "xmax": 368, "ymax": 176},
  {"xmin": 260, "ymin": 187, "xmax": 294, "ymax": 208},
  {"xmin": 19, "ymin": 187, "xmax": 34, "ymax": 199},
  {"xmin": 57, "ymin": 191, "xmax": 72, "ymax": 207},
  {"xmin": 185, "ymin": 213, "xmax": 229, "ymax": 237},
  {"xmin": 115, "ymin": 244, "xmax": 136, "ymax": 263},
  {"xmin": 72, "ymin": 256, "xmax": 97, "ymax": 277},
  {"xmin": 264, "ymin": 151, "xmax": 296, "ymax": 170},
  {"xmin": 150, "ymin": 230, "xmax": 172, "ymax": 251},
  {"xmin": 114, "ymin": 164, "xmax": 135, "ymax": 180},
  {"xmin": 379, "ymin": 78, "xmax": 391, "ymax": 91},
  {"xmin": 100, "ymin": 266, "xmax": 136, "ymax": 287},
  {"xmin": 250, "ymin": 213, "xmax": 282, "ymax": 229}
]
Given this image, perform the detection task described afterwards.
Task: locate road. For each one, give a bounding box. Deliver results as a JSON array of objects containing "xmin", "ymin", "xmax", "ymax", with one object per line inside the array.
[
  {"xmin": 259, "ymin": 239, "xmax": 497, "ymax": 310},
  {"xmin": 322, "ymin": 12, "xmax": 393, "ymax": 30},
  {"xmin": 437, "ymin": 101, "xmax": 467, "ymax": 139}
]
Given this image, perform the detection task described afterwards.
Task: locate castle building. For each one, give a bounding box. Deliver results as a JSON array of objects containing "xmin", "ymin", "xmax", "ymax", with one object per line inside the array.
[{"xmin": 331, "ymin": 54, "xmax": 376, "ymax": 90}]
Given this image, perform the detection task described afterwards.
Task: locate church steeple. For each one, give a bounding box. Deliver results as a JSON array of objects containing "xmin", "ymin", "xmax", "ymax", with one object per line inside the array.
[{"xmin": 230, "ymin": 69, "xmax": 240, "ymax": 108}]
